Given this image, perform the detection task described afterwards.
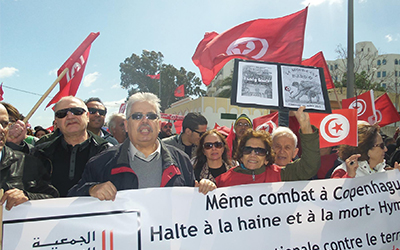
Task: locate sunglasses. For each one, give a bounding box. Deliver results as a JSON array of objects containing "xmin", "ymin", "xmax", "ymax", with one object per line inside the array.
[
  {"xmin": 242, "ymin": 146, "xmax": 268, "ymax": 156},
  {"xmin": 203, "ymin": 141, "xmax": 224, "ymax": 150},
  {"xmin": 190, "ymin": 128, "xmax": 205, "ymax": 137},
  {"xmin": 88, "ymin": 107, "xmax": 107, "ymax": 116},
  {"xmin": 129, "ymin": 112, "xmax": 159, "ymax": 120},
  {"xmin": 0, "ymin": 120, "xmax": 12, "ymax": 129},
  {"xmin": 373, "ymin": 142, "xmax": 385, "ymax": 150},
  {"xmin": 55, "ymin": 107, "xmax": 87, "ymax": 119}
]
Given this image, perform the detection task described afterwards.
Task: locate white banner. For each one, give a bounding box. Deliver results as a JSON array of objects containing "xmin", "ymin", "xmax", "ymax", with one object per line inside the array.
[{"xmin": 3, "ymin": 171, "xmax": 400, "ymax": 250}]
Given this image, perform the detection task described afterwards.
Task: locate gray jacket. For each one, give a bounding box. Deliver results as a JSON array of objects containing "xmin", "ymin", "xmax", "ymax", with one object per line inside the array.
[{"xmin": 162, "ymin": 134, "xmax": 197, "ymax": 159}]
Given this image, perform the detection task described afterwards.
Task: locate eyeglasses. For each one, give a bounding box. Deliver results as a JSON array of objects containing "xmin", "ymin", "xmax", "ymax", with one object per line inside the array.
[
  {"xmin": 237, "ymin": 122, "xmax": 250, "ymax": 127},
  {"xmin": 373, "ymin": 142, "xmax": 385, "ymax": 150},
  {"xmin": 190, "ymin": 128, "xmax": 205, "ymax": 137},
  {"xmin": 163, "ymin": 125, "xmax": 172, "ymax": 129},
  {"xmin": 88, "ymin": 107, "xmax": 107, "ymax": 116},
  {"xmin": 242, "ymin": 146, "xmax": 268, "ymax": 156},
  {"xmin": 55, "ymin": 107, "xmax": 87, "ymax": 119},
  {"xmin": 0, "ymin": 120, "xmax": 11, "ymax": 129},
  {"xmin": 129, "ymin": 112, "xmax": 159, "ymax": 120},
  {"xmin": 203, "ymin": 141, "xmax": 224, "ymax": 150}
]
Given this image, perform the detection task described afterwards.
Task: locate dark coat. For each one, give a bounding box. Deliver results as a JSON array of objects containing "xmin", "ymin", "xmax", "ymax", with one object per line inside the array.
[
  {"xmin": 1, "ymin": 146, "xmax": 59, "ymax": 199},
  {"xmin": 68, "ymin": 139, "xmax": 195, "ymax": 196}
]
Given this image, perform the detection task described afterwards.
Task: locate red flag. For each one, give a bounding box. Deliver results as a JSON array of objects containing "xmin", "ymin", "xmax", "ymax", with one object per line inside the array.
[
  {"xmin": 192, "ymin": 7, "xmax": 308, "ymax": 85},
  {"xmin": 253, "ymin": 111, "xmax": 300, "ymax": 135},
  {"xmin": 374, "ymin": 93, "xmax": 400, "ymax": 127},
  {"xmin": 174, "ymin": 120, "xmax": 183, "ymax": 134},
  {"xmin": 174, "ymin": 84, "xmax": 185, "ymax": 97},
  {"xmin": 342, "ymin": 90, "xmax": 376, "ymax": 124},
  {"xmin": 46, "ymin": 32, "xmax": 100, "ymax": 108},
  {"xmin": 225, "ymin": 125, "xmax": 235, "ymax": 159},
  {"xmin": 309, "ymin": 109, "xmax": 358, "ymax": 147},
  {"xmin": 147, "ymin": 74, "xmax": 160, "ymax": 80},
  {"xmin": 301, "ymin": 51, "xmax": 335, "ymax": 89},
  {"xmin": 119, "ymin": 103, "xmax": 126, "ymax": 114},
  {"xmin": 0, "ymin": 83, "xmax": 4, "ymax": 101}
]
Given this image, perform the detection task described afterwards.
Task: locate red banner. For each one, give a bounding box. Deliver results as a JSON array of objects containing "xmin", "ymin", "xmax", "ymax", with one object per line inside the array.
[
  {"xmin": 160, "ymin": 113, "xmax": 185, "ymax": 121},
  {"xmin": 342, "ymin": 90, "xmax": 376, "ymax": 124},
  {"xmin": 253, "ymin": 111, "xmax": 300, "ymax": 135},
  {"xmin": 301, "ymin": 51, "xmax": 335, "ymax": 89},
  {"xmin": 309, "ymin": 109, "xmax": 358, "ymax": 148},
  {"xmin": 192, "ymin": 7, "xmax": 307, "ymax": 85},
  {"xmin": 46, "ymin": 32, "xmax": 100, "ymax": 108},
  {"xmin": 374, "ymin": 93, "xmax": 400, "ymax": 127}
]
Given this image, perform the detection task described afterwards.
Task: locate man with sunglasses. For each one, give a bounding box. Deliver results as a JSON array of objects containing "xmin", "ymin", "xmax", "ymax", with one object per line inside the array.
[
  {"xmin": 69, "ymin": 92, "xmax": 215, "ymax": 200},
  {"xmin": 0, "ymin": 103, "xmax": 59, "ymax": 210},
  {"xmin": 163, "ymin": 112, "xmax": 208, "ymax": 159},
  {"xmin": 85, "ymin": 97, "xmax": 118, "ymax": 146},
  {"xmin": 32, "ymin": 96, "xmax": 111, "ymax": 197}
]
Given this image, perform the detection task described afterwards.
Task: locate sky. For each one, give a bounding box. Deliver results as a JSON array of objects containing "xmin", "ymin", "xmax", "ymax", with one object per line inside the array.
[{"xmin": 1, "ymin": 0, "xmax": 399, "ymax": 128}]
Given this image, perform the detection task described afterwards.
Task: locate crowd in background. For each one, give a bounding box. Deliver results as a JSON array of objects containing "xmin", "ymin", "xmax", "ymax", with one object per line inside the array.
[{"xmin": 0, "ymin": 91, "xmax": 399, "ymax": 211}]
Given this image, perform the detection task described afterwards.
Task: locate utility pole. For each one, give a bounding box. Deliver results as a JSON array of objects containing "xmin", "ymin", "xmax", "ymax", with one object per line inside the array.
[{"xmin": 347, "ymin": 0, "xmax": 355, "ymax": 98}]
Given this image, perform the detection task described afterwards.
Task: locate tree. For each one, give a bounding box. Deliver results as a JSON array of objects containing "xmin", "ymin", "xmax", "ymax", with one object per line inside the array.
[
  {"xmin": 332, "ymin": 43, "xmax": 388, "ymax": 94},
  {"xmin": 216, "ymin": 76, "xmax": 233, "ymax": 98},
  {"xmin": 119, "ymin": 50, "xmax": 206, "ymax": 111}
]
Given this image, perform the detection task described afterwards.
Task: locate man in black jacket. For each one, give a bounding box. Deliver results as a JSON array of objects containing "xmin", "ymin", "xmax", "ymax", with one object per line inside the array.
[
  {"xmin": 33, "ymin": 96, "xmax": 111, "ymax": 197},
  {"xmin": 0, "ymin": 103, "xmax": 58, "ymax": 210},
  {"xmin": 69, "ymin": 92, "xmax": 215, "ymax": 200}
]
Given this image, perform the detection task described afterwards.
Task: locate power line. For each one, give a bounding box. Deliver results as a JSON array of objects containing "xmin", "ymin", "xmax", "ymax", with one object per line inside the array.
[{"xmin": 2, "ymin": 84, "xmax": 54, "ymax": 99}]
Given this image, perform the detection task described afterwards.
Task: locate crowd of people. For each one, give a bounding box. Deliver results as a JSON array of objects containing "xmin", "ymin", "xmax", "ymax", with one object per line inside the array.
[{"xmin": 1, "ymin": 91, "xmax": 399, "ymax": 210}]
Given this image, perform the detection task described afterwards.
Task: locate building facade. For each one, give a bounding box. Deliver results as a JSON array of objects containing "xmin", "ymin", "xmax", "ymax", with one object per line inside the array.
[{"xmin": 327, "ymin": 41, "xmax": 400, "ymax": 91}]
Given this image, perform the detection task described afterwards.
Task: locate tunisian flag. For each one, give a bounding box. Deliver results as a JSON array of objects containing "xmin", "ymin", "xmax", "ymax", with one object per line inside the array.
[
  {"xmin": 253, "ymin": 111, "xmax": 300, "ymax": 135},
  {"xmin": 192, "ymin": 7, "xmax": 308, "ymax": 85},
  {"xmin": 147, "ymin": 73, "xmax": 160, "ymax": 80},
  {"xmin": 374, "ymin": 93, "xmax": 400, "ymax": 127},
  {"xmin": 174, "ymin": 84, "xmax": 185, "ymax": 97},
  {"xmin": 46, "ymin": 32, "xmax": 100, "ymax": 108},
  {"xmin": 301, "ymin": 51, "xmax": 335, "ymax": 89},
  {"xmin": 309, "ymin": 109, "xmax": 357, "ymax": 148},
  {"xmin": 342, "ymin": 90, "xmax": 376, "ymax": 124}
]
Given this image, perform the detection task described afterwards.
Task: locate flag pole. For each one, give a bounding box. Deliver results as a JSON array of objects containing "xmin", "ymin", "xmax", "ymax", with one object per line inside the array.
[
  {"xmin": 23, "ymin": 68, "xmax": 69, "ymax": 123},
  {"xmin": 333, "ymin": 87, "xmax": 342, "ymax": 109}
]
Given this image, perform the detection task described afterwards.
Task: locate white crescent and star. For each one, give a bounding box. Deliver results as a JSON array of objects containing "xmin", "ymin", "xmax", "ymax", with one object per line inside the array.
[
  {"xmin": 320, "ymin": 114, "xmax": 350, "ymax": 143},
  {"xmin": 226, "ymin": 37, "xmax": 269, "ymax": 59}
]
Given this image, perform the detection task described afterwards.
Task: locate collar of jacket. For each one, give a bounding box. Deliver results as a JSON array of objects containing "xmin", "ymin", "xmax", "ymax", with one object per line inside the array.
[
  {"xmin": 117, "ymin": 139, "xmax": 178, "ymax": 171},
  {"xmin": 233, "ymin": 164, "xmax": 266, "ymax": 175}
]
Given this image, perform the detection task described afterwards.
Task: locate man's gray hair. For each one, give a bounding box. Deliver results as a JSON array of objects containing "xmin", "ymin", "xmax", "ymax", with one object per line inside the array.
[
  {"xmin": 108, "ymin": 113, "xmax": 126, "ymax": 132},
  {"xmin": 125, "ymin": 92, "xmax": 161, "ymax": 118},
  {"xmin": 271, "ymin": 126, "xmax": 298, "ymax": 148}
]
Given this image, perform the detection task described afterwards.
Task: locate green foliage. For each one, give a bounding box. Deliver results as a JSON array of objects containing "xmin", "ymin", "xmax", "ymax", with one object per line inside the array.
[
  {"xmin": 334, "ymin": 71, "xmax": 384, "ymax": 94},
  {"xmin": 119, "ymin": 50, "xmax": 206, "ymax": 111}
]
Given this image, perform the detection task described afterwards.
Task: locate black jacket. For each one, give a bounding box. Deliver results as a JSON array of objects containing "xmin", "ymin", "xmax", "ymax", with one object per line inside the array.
[
  {"xmin": 1, "ymin": 146, "xmax": 59, "ymax": 199},
  {"xmin": 32, "ymin": 131, "xmax": 111, "ymax": 196},
  {"xmin": 68, "ymin": 139, "xmax": 195, "ymax": 196}
]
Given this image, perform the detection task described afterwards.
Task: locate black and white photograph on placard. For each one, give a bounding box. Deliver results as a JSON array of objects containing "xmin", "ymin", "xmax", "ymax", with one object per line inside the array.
[
  {"xmin": 281, "ymin": 65, "xmax": 326, "ymax": 110},
  {"xmin": 231, "ymin": 59, "xmax": 331, "ymax": 113},
  {"xmin": 235, "ymin": 60, "xmax": 279, "ymax": 107}
]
